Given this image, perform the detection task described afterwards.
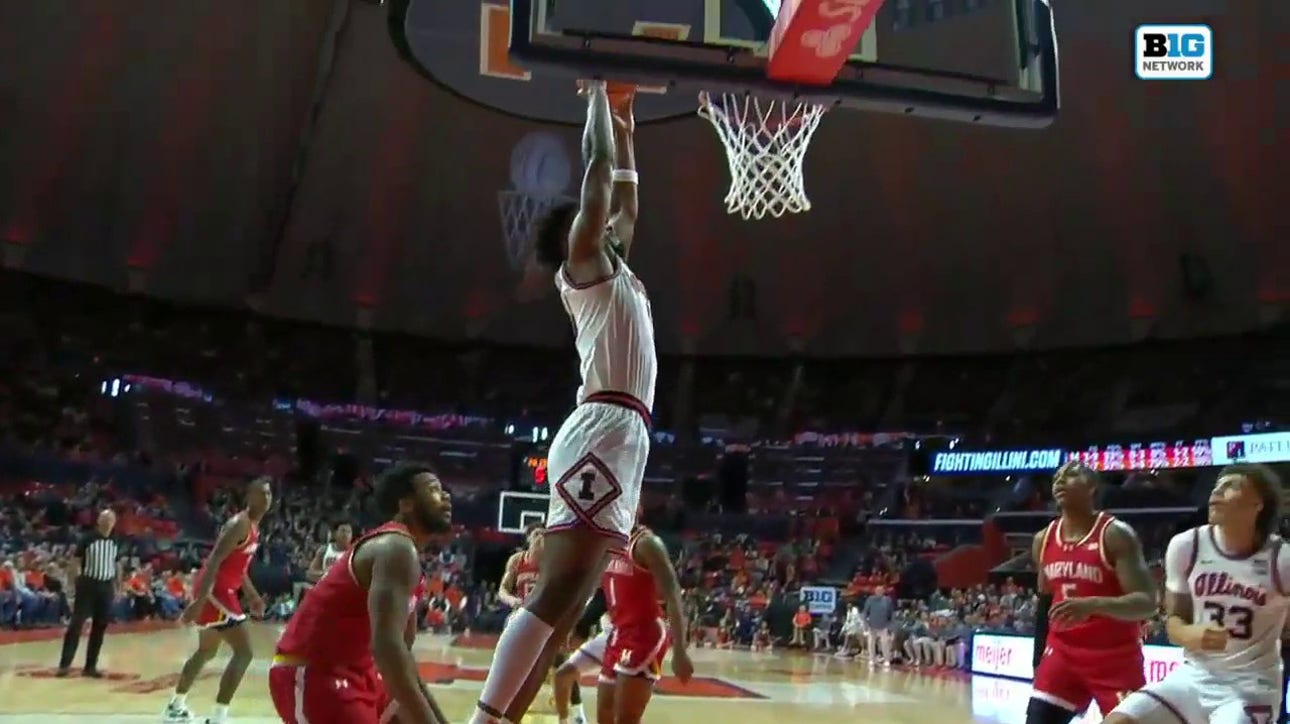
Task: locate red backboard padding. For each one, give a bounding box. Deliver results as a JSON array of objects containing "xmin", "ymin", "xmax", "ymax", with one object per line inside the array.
[{"xmin": 766, "ymin": 0, "xmax": 886, "ymax": 85}]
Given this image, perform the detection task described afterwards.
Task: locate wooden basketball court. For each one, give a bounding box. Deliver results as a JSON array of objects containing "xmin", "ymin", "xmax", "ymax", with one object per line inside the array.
[{"xmin": 0, "ymin": 622, "xmax": 1000, "ymax": 723}]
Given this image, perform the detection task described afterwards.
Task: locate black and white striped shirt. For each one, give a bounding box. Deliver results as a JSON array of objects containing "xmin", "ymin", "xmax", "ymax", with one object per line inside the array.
[{"xmin": 76, "ymin": 533, "xmax": 119, "ymax": 582}]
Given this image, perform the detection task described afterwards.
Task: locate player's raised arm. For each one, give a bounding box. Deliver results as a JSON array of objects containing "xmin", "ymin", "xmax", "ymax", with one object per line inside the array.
[
  {"xmin": 607, "ymin": 93, "xmax": 638, "ymax": 257},
  {"xmin": 635, "ymin": 531, "xmax": 694, "ymax": 683},
  {"xmin": 568, "ymin": 81, "xmax": 616, "ymax": 266},
  {"xmin": 368, "ymin": 536, "xmax": 437, "ymax": 724},
  {"xmin": 1162, "ymin": 530, "xmax": 1226, "ymax": 652},
  {"xmin": 498, "ymin": 551, "xmax": 524, "ymax": 608}
]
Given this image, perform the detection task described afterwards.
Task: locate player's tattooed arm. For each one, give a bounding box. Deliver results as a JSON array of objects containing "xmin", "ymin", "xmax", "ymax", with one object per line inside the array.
[
  {"xmin": 608, "ymin": 93, "xmax": 637, "ymax": 256},
  {"xmin": 368, "ymin": 536, "xmax": 438, "ymax": 724},
  {"xmin": 1090, "ymin": 521, "xmax": 1158, "ymax": 620},
  {"xmin": 567, "ymin": 81, "xmax": 616, "ymax": 278}
]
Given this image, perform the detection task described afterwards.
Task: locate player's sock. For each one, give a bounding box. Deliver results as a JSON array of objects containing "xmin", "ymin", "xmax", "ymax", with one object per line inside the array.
[
  {"xmin": 210, "ymin": 704, "xmax": 229, "ymax": 723},
  {"xmin": 574, "ymin": 702, "xmax": 588, "ymax": 723},
  {"xmin": 470, "ymin": 608, "xmax": 555, "ymax": 724},
  {"xmin": 169, "ymin": 693, "xmax": 187, "ymax": 708}
]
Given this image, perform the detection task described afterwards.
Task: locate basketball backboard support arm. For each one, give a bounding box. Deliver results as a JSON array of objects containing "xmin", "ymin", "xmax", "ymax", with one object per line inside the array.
[{"xmin": 508, "ymin": 0, "xmax": 1059, "ymax": 129}]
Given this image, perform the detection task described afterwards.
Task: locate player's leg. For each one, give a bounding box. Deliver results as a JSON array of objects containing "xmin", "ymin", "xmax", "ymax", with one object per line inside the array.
[
  {"xmin": 611, "ymin": 620, "xmax": 668, "ymax": 724},
  {"xmin": 501, "ymin": 557, "xmax": 607, "ymax": 721},
  {"xmin": 595, "ymin": 677, "xmax": 616, "ymax": 724},
  {"xmin": 478, "ymin": 412, "xmax": 645, "ymax": 724},
  {"xmin": 1025, "ymin": 646, "xmax": 1090, "ymax": 724},
  {"xmin": 613, "ymin": 675, "xmax": 656, "ymax": 724},
  {"xmin": 1103, "ymin": 668, "xmax": 1209, "ymax": 724},
  {"xmin": 556, "ymin": 635, "xmax": 603, "ymax": 723},
  {"xmin": 166, "ymin": 628, "xmax": 223, "ymax": 722},
  {"xmin": 208, "ymin": 620, "xmax": 255, "ymax": 721}
]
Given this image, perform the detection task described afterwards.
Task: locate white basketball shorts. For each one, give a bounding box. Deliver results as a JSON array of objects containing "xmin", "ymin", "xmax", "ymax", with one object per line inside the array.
[
  {"xmin": 568, "ymin": 629, "xmax": 613, "ymax": 674},
  {"xmin": 1112, "ymin": 661, "xmax": 1282, "ymax": 724},
  {"xmin": 546, "ymin": 395, "xmax": 650, "ymax": 545}
]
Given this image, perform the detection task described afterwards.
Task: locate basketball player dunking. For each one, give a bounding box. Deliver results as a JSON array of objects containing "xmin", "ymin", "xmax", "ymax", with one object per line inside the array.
[
  {"xmin": 1107, "ymin": 464, "xmax": 1289, "ymax": 724},
  {"xmin": 1026, "ymin": 461, "xmax": 1158, "ymax": 724},
  {"xmin": 268, "ymin": 462, "xmax": 452, "ymax": 724},
  {"xmin": 307, "ymin": 522, "xmax": 353, "ymax": 582},
  {"xmin": 471, "ymin": 81, "xmax": 652, "ymax": 724},
  {"xmin": 597, "ymin": 523, "xmax": 693, "ymax": 723},
  {"xmin": 165, "ymin": 478, "xmax": 272, "ymax": 724}
]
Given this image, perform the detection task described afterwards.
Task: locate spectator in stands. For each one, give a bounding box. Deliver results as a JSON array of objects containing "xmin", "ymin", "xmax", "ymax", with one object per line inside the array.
[
  {"xmin": 790, "ymin": 604, "xmax": 811, "ymax": 647},
  {"xmin": 812, "ymin": 610, "xmax": 834, "ymax": 651},
  {"xmin": 155, "ymin": 569, "xmax": 188, "ymax": 620},
  {"xmin": 0, "ymin": 562, "xmax": 15, "ymax": 626},
  {"xmin": 5, "ymin": 560, "xmax": 51, "ymax": 626},
  {"xmin": 904, "ymin": 612, "xmax": 937, "ymax": 667},
  {"xmin": 752, "ymin": 620, "xmax": 773, "ymax": 652},
  {"xmin": 836, "ymin": 603, "xmax": 864, "ymax": 658},
  {"xmin": 126, "ymin": 565, "xmax": 155, "ymax": 619}
]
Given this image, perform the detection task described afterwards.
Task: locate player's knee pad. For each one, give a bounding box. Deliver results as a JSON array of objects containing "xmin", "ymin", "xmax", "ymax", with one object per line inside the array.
[{"xmin": 1025, "ymin": 696, "xmax": 1078, "ymax": 724}]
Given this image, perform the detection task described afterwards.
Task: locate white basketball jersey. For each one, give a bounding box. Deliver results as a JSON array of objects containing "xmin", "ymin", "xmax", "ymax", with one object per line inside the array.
[
  {"xmin": 321, "ymin": 543, "xmax": 345, "ymax": 570},
  {"xmin": 555, "ymin": 260, "xmax": 657, "ymax": 410},
  {"xmin": 1173, "ymin": 526, "xmax": 1290, "ymax": 676}
]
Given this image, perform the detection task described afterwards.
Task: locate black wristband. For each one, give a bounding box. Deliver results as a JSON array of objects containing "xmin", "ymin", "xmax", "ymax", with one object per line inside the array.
[{"xmin": 1033, "ymin": 593, "xmax": 1052, "ymax": 668}]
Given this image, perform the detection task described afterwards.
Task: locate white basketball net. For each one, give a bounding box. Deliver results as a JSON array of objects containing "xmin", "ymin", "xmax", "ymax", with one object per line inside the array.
[
  {"xmin": 497, "ymin": 190, "xmax": 574, "ymax": 271},
  {"xmin": 698, "ymin": 92, "xmax": 827, "ymax": 221}
]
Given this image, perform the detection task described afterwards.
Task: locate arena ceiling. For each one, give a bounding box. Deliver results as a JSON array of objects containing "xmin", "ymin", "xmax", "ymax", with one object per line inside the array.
[{"xmin": 0, "ymin": 0, "xmax": 1285, "ymax": 356}]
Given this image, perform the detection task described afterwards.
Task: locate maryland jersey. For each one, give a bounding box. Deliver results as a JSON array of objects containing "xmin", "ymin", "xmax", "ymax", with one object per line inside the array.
[
  {"xmin": 555, "ymin": 259, "xmax": 658, "ymax": 412},
  {"xmin": 602, "ymin": 525, "xmax": 663, "ymax": 631},
  {"xmin": 1167, "ymin": 525, "xmax": 1290, "ymax": 675},
  {"xmin": 276, "ymin": 522, "xmax": 423, "ymax": 669},
  {"xmin": 1040, "ymin": 511, "xmax": 1143, "ymax": 652},
  {"xmin": 202, "ymin": 514, "xmax": 258, "ymax": 592},
  {"xmin": 513, "ymin": 549, "xmax": 540, "ymax": 602}
]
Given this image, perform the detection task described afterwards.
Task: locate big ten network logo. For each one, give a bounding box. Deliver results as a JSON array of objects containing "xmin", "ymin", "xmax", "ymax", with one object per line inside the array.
[{"xmin": 1136, "ymin": 25, "xmax": 1213, "ymax": 80}]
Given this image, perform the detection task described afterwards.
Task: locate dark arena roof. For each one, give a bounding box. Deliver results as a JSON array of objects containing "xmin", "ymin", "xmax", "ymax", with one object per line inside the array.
[{"xmin": 0, "ymin": 0, "xmax": 1285, "ymax": 356}]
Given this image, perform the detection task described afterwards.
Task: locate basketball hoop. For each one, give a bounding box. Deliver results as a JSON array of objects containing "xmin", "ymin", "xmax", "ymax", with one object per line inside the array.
[
  {"xmin": 697, "ymin": 91, "xmax": 827, "ymax": 221},
  {"xmin": 498, "ymin": 190, "xmax": 574, "ymax": 271}
]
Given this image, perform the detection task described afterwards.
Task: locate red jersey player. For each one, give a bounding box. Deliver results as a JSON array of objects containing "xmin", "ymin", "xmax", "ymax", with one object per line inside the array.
[
  {"xmin": 165, "ymin": 477, "xmax": 272, "ymax": 724},
  {"xmin": 268, "ymin": 462, "xmax": 452, "ymax": 724},
  {"xmin": 1027, "ymin": 461, "xmax": 1158, "ymax": 724},
  {"xmin": 598, "ymin": 524, "xmax": 693, "ymax": 724},
  {"xmin": 498, "ymin": 526, "xmax": 544, "ymax": 610}
]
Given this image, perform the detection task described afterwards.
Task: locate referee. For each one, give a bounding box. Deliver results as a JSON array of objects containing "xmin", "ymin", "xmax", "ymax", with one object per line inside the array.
[{"xmin": 57, "ymin": 509, "xmax": 122, "ymax": 677}]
